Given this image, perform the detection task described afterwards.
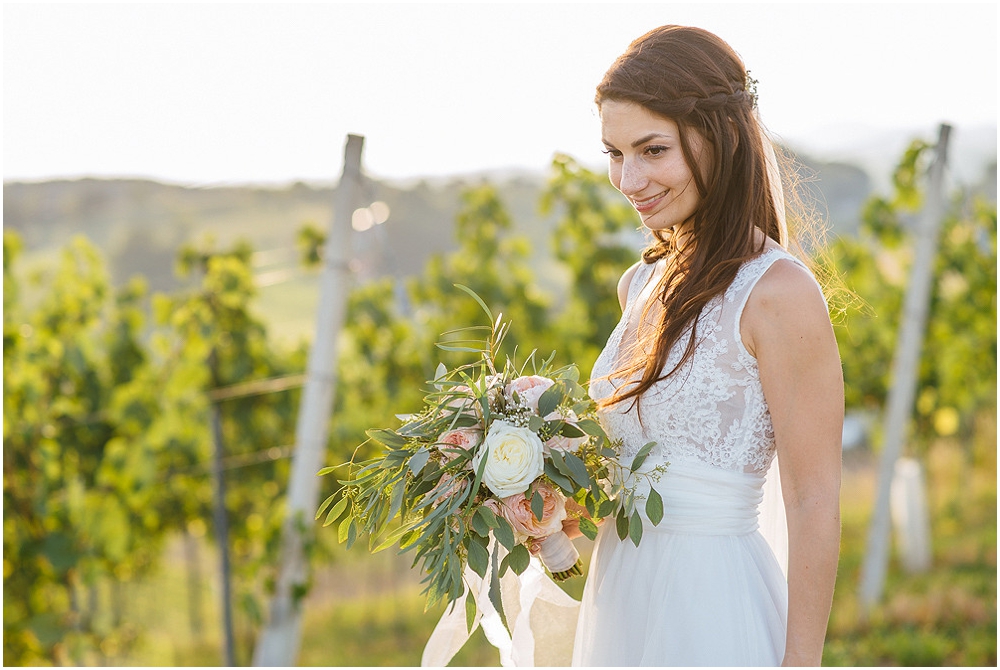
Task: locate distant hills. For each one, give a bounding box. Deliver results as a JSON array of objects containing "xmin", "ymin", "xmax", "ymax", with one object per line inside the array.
[{"xmin": 4, "ymin": 131, "xmax": 995, "ymax": 340}]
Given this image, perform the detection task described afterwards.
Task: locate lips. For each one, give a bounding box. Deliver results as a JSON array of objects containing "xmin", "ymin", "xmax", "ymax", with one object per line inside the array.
[{"xmin": 632, "ymin": 190, "xmax": 668, "ymax": 213}]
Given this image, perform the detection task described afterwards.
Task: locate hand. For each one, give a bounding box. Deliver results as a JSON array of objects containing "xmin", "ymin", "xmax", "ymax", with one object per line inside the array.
[{"xmin": 562, "ymin": 517, "xmax": 583, "ymax": 540}]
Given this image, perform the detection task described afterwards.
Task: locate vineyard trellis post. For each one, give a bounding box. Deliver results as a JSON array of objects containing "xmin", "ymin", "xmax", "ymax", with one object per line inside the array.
[
  {"xmin": 858, "ymin": 123, "xmax": 951, "ymax": 612},
  {"xmin": 253, "ymin": 134, "xmax": 365, "ymax": 666}
]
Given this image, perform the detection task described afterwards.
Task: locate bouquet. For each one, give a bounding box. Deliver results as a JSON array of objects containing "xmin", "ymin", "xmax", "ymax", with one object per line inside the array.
[{"xmin": 318, "ymin": 286, "xmax": 665, "ymax": 629}]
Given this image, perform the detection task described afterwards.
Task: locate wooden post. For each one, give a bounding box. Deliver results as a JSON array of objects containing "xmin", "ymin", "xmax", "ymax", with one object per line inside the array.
[
  {"xmin": 210, "ymin": 398, "xmax": 236, "ymax": 666},
  {"xmin": 253, "ymin": 135, "xmax": 364, "ymax": 666},
  {"xmin": 858, "ymin": 123, "xmax": 951, "ymax": 612}
]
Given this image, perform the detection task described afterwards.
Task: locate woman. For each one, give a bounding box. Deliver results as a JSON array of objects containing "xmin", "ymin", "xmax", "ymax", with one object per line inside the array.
[{"xmin": 570, "ymin": 26, "xmax": 843, "ymax": 666}]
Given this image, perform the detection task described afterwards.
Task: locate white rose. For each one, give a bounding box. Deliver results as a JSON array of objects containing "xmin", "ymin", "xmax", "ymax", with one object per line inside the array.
[{"xmin": 474, "ymin": 420, "xmax": 545, "ymax": 497}]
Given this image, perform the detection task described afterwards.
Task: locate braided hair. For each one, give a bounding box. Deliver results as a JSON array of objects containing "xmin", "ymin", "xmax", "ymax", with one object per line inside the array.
[{"xmin": 596, "ymin": 25, "xmax": 784, "ymax": 410}]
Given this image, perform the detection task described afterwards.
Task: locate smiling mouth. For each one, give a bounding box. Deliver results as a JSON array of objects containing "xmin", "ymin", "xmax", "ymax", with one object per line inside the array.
[{"xmin": 632, "ymin": 190, "xmax": 668, "ymax": 211}]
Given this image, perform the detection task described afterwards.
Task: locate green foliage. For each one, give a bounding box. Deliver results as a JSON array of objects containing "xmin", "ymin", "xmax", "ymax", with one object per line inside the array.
[
  {"xmin": 819, "ymin": 140, "xmax": 997, "ymax": 447},
  {"xmin": 540, "ymin": 154, "xmax": 638, "ymax": 370},
  {"xmin": 3, "ymin": 235, "xmax": 161, "ymax": 664}
]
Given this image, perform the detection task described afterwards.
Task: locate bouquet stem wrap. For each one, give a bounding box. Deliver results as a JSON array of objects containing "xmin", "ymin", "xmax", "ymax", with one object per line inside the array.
[{"xmin": 538, "ymin": 532, "xmax": 581, "ymax": 579}]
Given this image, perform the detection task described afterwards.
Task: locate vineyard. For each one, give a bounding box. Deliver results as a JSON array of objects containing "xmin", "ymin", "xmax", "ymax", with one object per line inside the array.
[{"xmin": 3, "ymin": 146, "xmax": 996, "ymax": 666}]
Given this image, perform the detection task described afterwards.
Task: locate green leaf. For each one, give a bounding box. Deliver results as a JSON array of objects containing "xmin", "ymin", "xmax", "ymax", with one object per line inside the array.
[
  {"xmin": 615, "ymin": 507, "xmax": 629, "ymax": 541},
  {"xmin": 454, "ymin": 283, "xmax": 494, "ymax": 323},
  {"xmin": 530, "ymin": 489, "xmax": 544, "ymax": 521},
  {"xmin": 630, "ymin": 441, "xmax": 656, "ymax": 472},
  {"xmin": 466, "ymin": 592, "xmax": 478, "ymax": 633},
  {"xmin": 408, "ymin": 448, "xmax": 431, "ymax": 476},
  {"xmin": 346, "ymin": 519, "xmax": 359, "ymax": 549},
  {"xmin": 628, "ymin": 509, "xmax": 643, "ymax": 547},
  {"xmin": 323, "ymin": 497, "xmax": 349, "ymax": 527},
  {"xmin": 467, "ymin": 535, "xmax": 489, "ymax": 578},
  {"xmin": 507, "ymin": 544, "xmax": 531, "ymax": 575},
  {"xmin": 316, "ymin": 492, "xmax": 338, "ymax": 519},
  {"xmin": 338, "ymin": 517, "xmax": 352, "ymax": 544},
  {"xmin": 543, "ymin": 461, "xmax": 574, "ymax": 494},
  {"xmin": 471, "ymin": 509, "xmax": 491, "ymax": 537},
  {"xmin": 368, "ymin": 428, "xmax": 407, "ymax": 449},
  {"xmin": 493, "ymin": 517, "xmax": 516, "ymax": 550},
  {"xmin": 578, "ymin": 418, "xmax": 606, "ymax": 438},
  {"xmin": 645, "ymin": 487, "xmax": 664, "ymax": 526},
  {"xmin": 476, "ymin": 504, "xmax": 500, "ymax": 529},
  {"xmin": 559, "ymin": 422, "xmax": 586, "ymax": 438},
  {"xmin": 527, "ymin": 414, "xmax": 545, "ymax": 432},
  {"xmin": 549, "ymin": 450, "xmax": 575, "ymax": 482},
  {"xmin": 562, "ymin": 452, "xmax": 590, "ymax": 485},
  {"xmin": 488, "ymin": 548, "xmax": 509, "ymax": 632},
  {"xmin": 537, "ymin": 383, "xmax": 562, "ymax": 418},
  {"xmin": 578, "ymin": 517, "xmax": 599, "ymax": 540}
]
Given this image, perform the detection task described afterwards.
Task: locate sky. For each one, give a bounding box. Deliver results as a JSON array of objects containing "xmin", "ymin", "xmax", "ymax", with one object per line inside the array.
[{"xmin": 4, "ymin": 3, "xmax": 997, "ymax": 186}]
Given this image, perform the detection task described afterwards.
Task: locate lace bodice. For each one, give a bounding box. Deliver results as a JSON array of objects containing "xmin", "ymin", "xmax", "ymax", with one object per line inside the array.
[{"xmin": 590, "ymin": 247, "xmax": 809, "ymax": 475}]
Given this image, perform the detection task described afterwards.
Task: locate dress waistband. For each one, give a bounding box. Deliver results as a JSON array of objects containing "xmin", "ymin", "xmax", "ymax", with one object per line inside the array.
[{"xmin": 623, "ymin": 460, "xmax": 764, "ymax": 536}]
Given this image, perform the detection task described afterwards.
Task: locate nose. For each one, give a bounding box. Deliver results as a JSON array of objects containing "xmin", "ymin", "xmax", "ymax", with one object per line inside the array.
[{"xmin": 617, "ymin": 157, "xmax": 647, "ymax": 197}]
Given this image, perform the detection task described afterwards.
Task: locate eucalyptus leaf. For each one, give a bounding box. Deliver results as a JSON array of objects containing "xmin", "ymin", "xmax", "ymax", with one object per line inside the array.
[
  {"xmin": 493, "ymin": 517, "xmax": 516, "ymax": 550},
  {"xmin": 466, "ymin": 592, "xmax": 477, "ymax": 633},
  {"xmin": 467, "ymin": 537, "xmax": 489, "ymax": 578},
  {"xmin": 316, "ymin": 492, "xmax": 338, "ymax": 520},
  {"xmin": 578, "ymin": 517, "xmax": 599, "ymax": 541},
  {"xmin": 543, "ymin": 461, "xmax": 574, "ymax": 495},
  {"xmin": 628, "ymin": 509, "xmax": 643, "ymax": 547},
  {"xmin": 323, "ymin": 497, "xmax": 349, "ymax": 527},
  {"xmin": 408, "ymin": 449, "xmax": 431, "ymax": 476},
  {"xmin": 645, "ymin": 487, "xmax": 664, "ymax": 526},
  {"xmin": 530, "ymin": 489, "xmax": 544, "ymax": 521},
  {"xmin": 507, "ymin": 544, "xmax": 531, "ymax": 575},
  {"xmin": 367, "ymin": 428, "xmax": 407, "ymax": 449},
  {"xmin": 476, "ymin": 505, "xmax": 500, "ymax": 529},
  {"xmin": 615, "ymin": 507, "xmax": 629, "ymax": 541},
  {"xmin": 563, "ymin": 452, "xmax": 590, "ymax": 485},
  {"xmin": 488, "ymin": 549, "xmax": 509, "ymax": 632},
  {"xmin": 630, "ymin": 441, "xmax": 656, "ymax": 472},
  {"xmin": 471, "ymin": 510, "xmax": 491, "ymax": 537},
  {"xmin": 537, "ymin": 383, "xmax": 563, "ymax": 418}
]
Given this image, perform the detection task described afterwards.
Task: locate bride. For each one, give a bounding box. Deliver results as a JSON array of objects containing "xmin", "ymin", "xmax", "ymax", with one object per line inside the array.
[
  {"xmin": 568, "ymin": 25, "xmax": 842, "ymax": 667},
  {"xmin": 422, "ymin": 25, "xmax": 842, "ymax": 668}
]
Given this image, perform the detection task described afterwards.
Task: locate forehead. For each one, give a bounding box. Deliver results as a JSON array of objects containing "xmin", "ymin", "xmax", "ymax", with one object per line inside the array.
[{"xmin": 600, "ymin": 100, "xmax": 680, "ymax": 142}]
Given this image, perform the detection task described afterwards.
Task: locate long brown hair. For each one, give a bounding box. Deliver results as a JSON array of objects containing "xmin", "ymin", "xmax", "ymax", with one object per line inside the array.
[{"xmin": 597, "ymin": 25, "xmax": 784, "ymax": 409}]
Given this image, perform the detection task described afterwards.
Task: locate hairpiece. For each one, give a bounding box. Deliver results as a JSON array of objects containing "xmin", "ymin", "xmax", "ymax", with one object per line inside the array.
[{"xmin": 745, "ymin": 71, "xmax": 759, "ymax": 109}]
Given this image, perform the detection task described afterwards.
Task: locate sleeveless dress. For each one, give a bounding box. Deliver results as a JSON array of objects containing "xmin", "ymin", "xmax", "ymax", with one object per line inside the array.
[{"xmin": 572, "ymin": 246, "xmax": 807, "ymax": 667}]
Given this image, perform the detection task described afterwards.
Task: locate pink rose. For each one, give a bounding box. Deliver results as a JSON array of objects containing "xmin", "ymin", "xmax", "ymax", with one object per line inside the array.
[
  {"xmin": 487, "ymin": 481, "xmax": 567, "ymax": 542},
  {"xmin": 437, "ymin": 427, "xmax": 483, "ymax": 450},
  {"xmin": 506, "ymin": 375, "xmax": 555, "ymax": 413},
  {"xmin": 543, "ymin": 409, "xmax": 589, "ymax": 454}
]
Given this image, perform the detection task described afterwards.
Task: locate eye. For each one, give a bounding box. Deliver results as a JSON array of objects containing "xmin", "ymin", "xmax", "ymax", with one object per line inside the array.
[
  {"xmin": 602, "ymin": 148, "xmax": 623, "ymax": 159},
  {"xmin": 645, "ymin": 145, "xmax": 669, "ymax": 157}
]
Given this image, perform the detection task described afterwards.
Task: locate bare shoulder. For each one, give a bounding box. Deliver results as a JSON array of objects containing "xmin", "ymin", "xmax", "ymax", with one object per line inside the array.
[
  {"xmin": 617, "ymin": 260, "xmax": 644, "ymax": 311},
  {"xmin": 742, "ymin": 258, "xmax": 832, "ymax": 358}
]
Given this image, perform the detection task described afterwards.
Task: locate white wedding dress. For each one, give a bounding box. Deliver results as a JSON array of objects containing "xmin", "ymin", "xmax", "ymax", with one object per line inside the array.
[
  {"xmin": 422, "ymin": 246, "xmax": 802, "ymax": 668},
  {"xmin": 572, "ymin": 246, "xmax": 801, "ymax": 667}
]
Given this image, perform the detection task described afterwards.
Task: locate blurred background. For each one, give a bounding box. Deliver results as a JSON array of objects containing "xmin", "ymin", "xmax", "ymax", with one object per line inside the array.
[{"xmin": 3, "ymin": 3, "xmax": 996, "ymax": 666}]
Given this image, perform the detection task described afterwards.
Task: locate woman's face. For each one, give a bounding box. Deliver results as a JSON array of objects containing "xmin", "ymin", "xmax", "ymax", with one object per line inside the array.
[{"xmin": 600, "ymin": 100, "xmax": 711, "ymax": 234}]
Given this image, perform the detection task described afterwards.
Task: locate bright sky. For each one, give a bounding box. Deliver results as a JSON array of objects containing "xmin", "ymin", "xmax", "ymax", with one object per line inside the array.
[{"xmin": 4, "ymin": 3, "xmax": 997, "ymax": 186}]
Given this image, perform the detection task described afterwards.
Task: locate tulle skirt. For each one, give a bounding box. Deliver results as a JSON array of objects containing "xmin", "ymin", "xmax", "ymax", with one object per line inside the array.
[{"xmin": 572, "ymin": 462, "xmax": 788, "ymax": 667}]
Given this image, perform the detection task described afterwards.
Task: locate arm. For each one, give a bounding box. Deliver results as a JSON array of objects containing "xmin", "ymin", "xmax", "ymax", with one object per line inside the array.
[{"xmin": 743, "ymin": 259, "xmax": 843, "ymax": 667}]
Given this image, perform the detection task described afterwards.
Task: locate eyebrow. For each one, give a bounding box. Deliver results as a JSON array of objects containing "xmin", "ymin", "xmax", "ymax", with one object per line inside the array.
[{"xmin": 602, "ymin": 132, "xmax": 674, "ymax": 149}]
